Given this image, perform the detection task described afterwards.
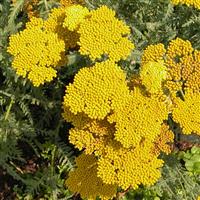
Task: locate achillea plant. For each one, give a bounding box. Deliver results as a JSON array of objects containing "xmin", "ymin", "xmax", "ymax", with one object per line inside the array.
[
  {"xmin": 62, "ymin": 61, "xmax": 172, "ymax": 198},
  {"xmin": 62, "ymin": 36, "xmax": 200, "ymax": 199},
  {"xmin": 3, "ymin": 1, "xmax": 200, "ymax": 200},
  {"xmin": 141, "ymin": 38, "xmax": 200, "ymax": 136},
  {"xmin": 7, "ymin": 17, "xmax": 65, "ymax": 87},
  {"xmin": 76, "ymin": 5, "xmax": 134, "ymax": 61},
  {"xmin": 7, "ymin": 4, "xmax": 134, "ymax": 87}
]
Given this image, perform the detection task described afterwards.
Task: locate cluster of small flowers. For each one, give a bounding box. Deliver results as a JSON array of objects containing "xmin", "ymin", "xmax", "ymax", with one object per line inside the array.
[
  {"xmin": 8, "ymin": 2, "xmax": 200, "ymax": 199},
  {"xmin": 59, "ymin": 5, "xmax": 197, "ymax": 200},
  {"xmin": 141, "ymin": 38, "xmax": 200, "ymax": 136},
  {"xmin": 7, "ymin": 17, "xmax": 65, "ymax": 87},
  {"xmin": 8, "ymin": 4, "xmax": 134, "ymax": 87},
  {"xmin": 64, "ymin": 37, "xmax": 200, "ymax": 200},
  {"xmin": 171, "ymin": 0, "xmax": 200, "ymax": 9},
  {"xmin": 63, "ymin": 59, "xmax": 173, "ymax": 198}
]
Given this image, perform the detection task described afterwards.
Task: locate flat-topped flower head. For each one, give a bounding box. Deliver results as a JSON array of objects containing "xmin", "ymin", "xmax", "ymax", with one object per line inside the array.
[
  {"xmin": 78, "ymin": 5, "xmax": 134, "ymax": 62},
  {"xmin": 108, "ymin": 88, "xmax": 168, "ymax": 148},
  {"xmin": 97, "ymin": 141, "xmax": 164, "ymax": 190},
  {"xmin": 66, "ymin": 153, "xmax": 117, "ymax": 200},
  {"xmin": 63, "ymin": 61, "xmax": 130, "ymax": 119},
  {"xmin": 7, "ymin": 18, "xmax": 65, "ymax": 87},
  {"xmin": 141, "ymin": 43, "xmax": 166, "ymax": 66},
  {"xmin": 172, "ymin": 92, "xmax": 200, "ymax": 135}
]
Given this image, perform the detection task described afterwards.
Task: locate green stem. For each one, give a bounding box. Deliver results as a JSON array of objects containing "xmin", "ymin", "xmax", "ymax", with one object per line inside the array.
[
  {"xmin": 179, "ymin": 89, "xmax": 185, "ymax": 101},
  {"xmin": 4, "ymin": 98, "xmax": 14, "ymax": 121},
  {"xmin": 51, "ymin": 145, "xmax": 57, "ymax": 200},
  {"xmin": 51, "ymin": 146, "xmax": 56, "ymax": 176},
  {"xmin": 43, "ymin": 0, "xmax": 49, "ymax": 12}
]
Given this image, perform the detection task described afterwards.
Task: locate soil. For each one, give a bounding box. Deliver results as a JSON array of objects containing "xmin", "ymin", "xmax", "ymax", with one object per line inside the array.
[{"xmin": 0, "ymin": 168, "xmax": 17, "ymax": 200}]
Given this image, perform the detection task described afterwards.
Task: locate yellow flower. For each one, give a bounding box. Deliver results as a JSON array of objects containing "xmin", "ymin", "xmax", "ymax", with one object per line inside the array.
[
  {"xmin": 78, "ymin": 5, "xmax": 134, "ymax": 61},
  {"xmin": 63, "ymin": 60, "xmax": 171, "ymax": 193},
  {"xmin": 141, "ymin": 43, "xmax": 166, "ymax": 66},
  {"xmin": 152, "ymin": 123, "xmax": 174, "ymax": 156},
  {"xmin": 7, "ymin": 18, "xmax": 65, "ymax": 87},
  {"xmin": 171, "ymin": 0, "xmax": 200, "ymax": 10},
  {"xmin": 66, "ymin": 153, "xmax": 117, "ymax": 200},
  {"xmin": 166, "ymin": 38, "xmax": 193, "ymax": 81},
  {"xmin": 166, "ymin": 38, "xmax": 200, "ymax": 94},
  {"xmin": 172, "ymin": 92, "xmax": 200, "ymax": 135},
  {"xmin": 97, "ymin": 140, "xmax": 163, "ymax": 190},
  {"xmin": 108, "ymin": 88, "xmax": 168, "ymax": 148},
  {"xmin": 140, "ymin": 61, "xmax": 167, "ymax": 94},
  {"xmin": 184, "ymin": 50, "xmax": 200, "ymax": 94},
  {"xmin": 63, "ymin": 5, "xmax": 89, "ymax": 31},
  {"xmin": 141, "ymin": 38, "xmax": 200, "ymax": 94},
  {"xmin": 68, "ymin": 119, "xmax": 115, "ymax": 155},
  {"xmin": 63, "ymin": 61, "xmax": 130, "ymax": 119}
]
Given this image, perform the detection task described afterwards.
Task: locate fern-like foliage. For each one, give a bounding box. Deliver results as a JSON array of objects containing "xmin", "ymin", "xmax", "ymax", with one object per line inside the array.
[
  {"xmin": 0, "ymin": 1, "xmax": 76, "ymax": 199},
  {"xmin": 124, "ymin": 154, "xmax": 200, "ymax": 200}
]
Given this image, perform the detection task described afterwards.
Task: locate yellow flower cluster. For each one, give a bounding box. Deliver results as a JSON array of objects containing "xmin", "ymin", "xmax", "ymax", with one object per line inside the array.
[
  {"xmin": 166, "ymin": 38, "xmax": 200, "ymax": 94},
  {"xmin": 7, "ymin": 18, "xmax": 65, "ymax": 87},
  {"xmin": 172, "ymin": 92, "xmax": 200, "ymax": 135},
  {"xmin": 77, "ymin": 5, "xmax": 134, "ymax": 61},
  {"xmin": 66, "ymin": 153, "xmax": 117, "ymax": 200},
  {"xmin": 108, "ymin": 88, "xmax": 168, "ymax": 148},
  {"xmin": 142, "ymin": 38, "xmax": 200, "ymax": 94},
  {"xmin": 63, "ymin": 60, "xmax": 171, "ymax": 197},
  {"xmin": 171, "ymin": 0, "xmax": 200, "ymax": 9},
  {"xmin": 141, "ymin": 43, "xmax": 166, "ymax": 66},
  {"xmin": 68, "ymin": 118, "xmax": 115, "ymax": 155},
  {"xmin": 8, "ymin": 4, "xmax": 134, "ymax": 87},
  {"xmin": 97, "ymin": 140, "xmax": 164, "ymax": 190},
  {"xmin": 152, "ymin": 123, "xmax": 174, "ymax": 155},
  {"xmin": 63, "ymin": 61, "xmax": 130, "ymax": 119},
  {"xmin": 141, "ymin": 38, "xmax": 200, "ymax": 136}
]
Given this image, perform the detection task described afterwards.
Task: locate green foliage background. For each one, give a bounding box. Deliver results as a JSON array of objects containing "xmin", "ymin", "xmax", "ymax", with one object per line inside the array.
[{"xmin": 0, "ymin": 0, "xmax": 200, "ymax": 199}]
